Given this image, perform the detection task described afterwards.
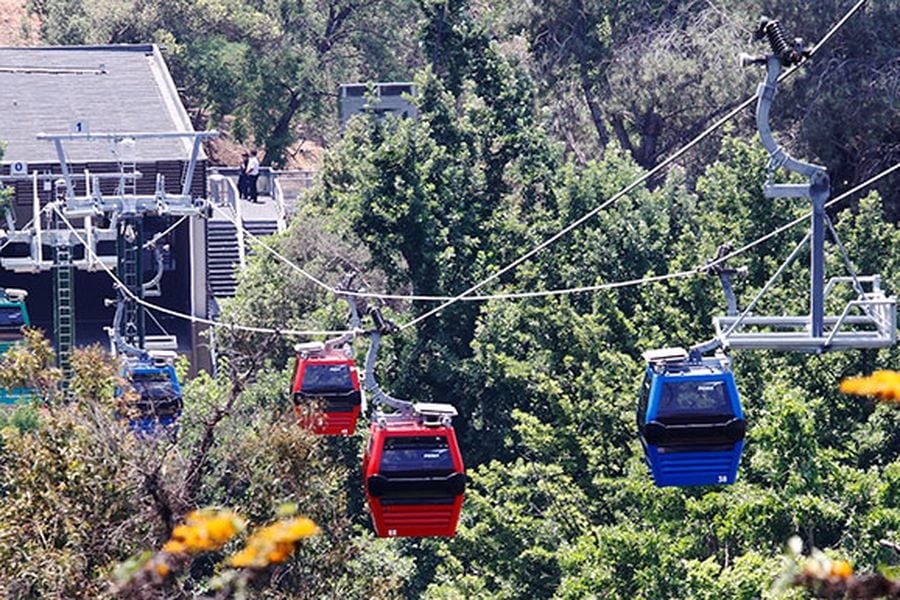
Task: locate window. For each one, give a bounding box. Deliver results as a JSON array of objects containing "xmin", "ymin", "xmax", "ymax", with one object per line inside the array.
[
  {"xmin": 0, "ymin": 305, "xmax": 25, "ymax": 341},
  {"xmin": 301, "ymin": 364, "xmax": 354, "ymax": 394},
  {"xmin": 379, "ymin": 435, "xmax": 455, "ymax": 476},
  {"xmin": 656, "ymin": 379, "xmax": 733, "ymax": 422},
  {"xmin": 637, "ymin": 373, "xmax": 651, "ymax": 431},
  {"xmin": 380, "ymin": 84, "xmax": 412, "ymax": 96},
  {"xmin": 131, "ymin": 370, "xmax": 181, "ymax": 416},
  {"xmin": 344, "ymin": 85, "xmax": 366, "ymax": 97}
]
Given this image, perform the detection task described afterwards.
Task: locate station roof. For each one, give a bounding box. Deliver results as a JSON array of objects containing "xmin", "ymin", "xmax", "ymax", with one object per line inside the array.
[{"xmin": 0, "ymin": 45, "xmax": 201, "ymax": 165}]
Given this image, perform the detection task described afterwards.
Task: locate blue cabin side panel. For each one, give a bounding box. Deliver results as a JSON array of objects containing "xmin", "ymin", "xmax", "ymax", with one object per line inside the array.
[{"xmin": 646, "ymin": 441, "xmax": 744, "ymax": 487}]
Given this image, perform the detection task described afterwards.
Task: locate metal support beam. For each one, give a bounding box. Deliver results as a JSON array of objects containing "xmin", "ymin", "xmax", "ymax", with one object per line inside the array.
[
  {"xmin": 181, "ymin": 135, "xmax": 203, "ymax": 197},
  {"xmin": 36, "ymin": 131, "xmax": 220, "ymax": 142},
  {"xmin": 116, "ymin": 215, "xmax": 145, "ymax": 350},
  {"xmin": 364, "ymin": 309, "xmax": 414, "ymax": 416},
  {"xmin": 810, "ymin": 174, "xmax": 828, "ymax": 337},
  {"xmin": 2, "ymin": 130, "xmax": 220, "ymax": 379},
  {"xmin": 755, "ymin": 56, "xmax": 832, "ymax": 342},
  {"xmin": 705, "ymin": 24, "xmax": 889, "ymax": 355},
  {"xmin": 52, "ymin": 139, "xmax": 74, "ymax": 202}
]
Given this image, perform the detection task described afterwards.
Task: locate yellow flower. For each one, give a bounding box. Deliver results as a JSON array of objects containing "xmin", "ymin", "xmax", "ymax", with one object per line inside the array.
[
  {"xmin": 829, "ymin": 560, "xmax": 853, "ymax": 578},
  {"xmin": 155, "ymin": 563, "xmax": 170, "ymax": 577},
  {"xmin": 162, "ymin": 540, "xmax": 187, "ymax": 554},
  {"xmin": 286, "ymin": 518, "xmax": 318, "ymax": 539},
  {"xmin": 226, "ymin": 517, "xmax": 319, "ymax": 569},
  {"xmin": 840, "ymin": 370, "xmax": 900, "ymax": 401},
  {"xmin": 227, "ymin": 546, "xmax": 259, "ymax": 568},
  {"xmin": 266, "ymin": 545, "xmax": 290, "ymax": 563},
  {"xmin": 162, "ymin": 509, "xmax": 245, "ymax": 555}
]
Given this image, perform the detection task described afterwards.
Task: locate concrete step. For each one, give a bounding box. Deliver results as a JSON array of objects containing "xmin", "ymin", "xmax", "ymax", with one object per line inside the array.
[{"xmin": 207, "ymin": 219, "xmax": 279, "ymax": 300}]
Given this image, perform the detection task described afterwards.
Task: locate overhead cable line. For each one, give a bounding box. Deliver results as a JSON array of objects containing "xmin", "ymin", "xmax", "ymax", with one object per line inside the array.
[
  {"xmin": 210, "ymin": 203, "xmax": 339, "ymax": 292},
  {"xmin": 396, "ymin": 0, "xmax": 869, "ymax": 331},
  {"xmin": 51, "ymin": 205, "xmax": 354, "ymax": 338},
  {"xmin": 46, "ymin": 159, "xmax": 894, "ymax": 341},
  {"xmin": 143, "ymin": 214, "xmax": 189, "ymax": 249},
  {"xmin": 699, "ymin": 161, "xmax": 900, "ymax": 280},
  {"xmin": 36, "ymin": 0, "xmax": 871, "ymax": 341},
  {"xmin": 215, "ymin": 161, "xmax": 898, "ymax": 302},
  {"xmin": 0, "ymin": 211, "xmax": 43, "ymax": 254}
]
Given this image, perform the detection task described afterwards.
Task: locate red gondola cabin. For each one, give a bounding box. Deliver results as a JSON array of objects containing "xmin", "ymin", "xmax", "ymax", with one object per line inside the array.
[
  {"xmin": 292, "ymin": 342, "xmax": 362, "ymax": 435},
  {"xmin": 362, "ymin": 404, "xmax": 466, "ymax": 538}
]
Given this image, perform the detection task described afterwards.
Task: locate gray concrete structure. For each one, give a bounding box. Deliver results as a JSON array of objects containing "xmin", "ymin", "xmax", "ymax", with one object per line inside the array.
[{"xmin": 339, "ymin": 82, "xmax": 417, "ymax": 127}]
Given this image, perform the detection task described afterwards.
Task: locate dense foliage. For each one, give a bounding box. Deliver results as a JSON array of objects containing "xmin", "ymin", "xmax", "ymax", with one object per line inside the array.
[{"xmin": 1, "ymin": 0, "xmax": 898, "ymax": 597}]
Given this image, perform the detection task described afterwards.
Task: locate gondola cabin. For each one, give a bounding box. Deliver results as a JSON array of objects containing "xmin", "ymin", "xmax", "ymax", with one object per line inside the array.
[
  {"xmin": 637, "ymin": 348, "xmax": 746, "ymax": 487},
  {"xmin": 292, "ymin": 342, "xmax": 362, "ymax": 435},
  {"xmin": 363, "ymin": 404, "xmax": 465, "ymax": 538},
  {"xmin": 121, "ymin": 353, "xmax": 183, "ymax": 435},
  {"xmin": 0, "ymin": 288, "xmax": 32, "ymax": 407}
]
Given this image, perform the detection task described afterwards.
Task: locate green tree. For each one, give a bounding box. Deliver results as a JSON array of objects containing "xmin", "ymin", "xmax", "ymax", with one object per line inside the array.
[
  {"xmin": 0, "ymin": 338, "xmax": 413, "ymax": 597},
  {"xmin": 30, "ymin": 0, "xmax": 423, "ymax": 164}
]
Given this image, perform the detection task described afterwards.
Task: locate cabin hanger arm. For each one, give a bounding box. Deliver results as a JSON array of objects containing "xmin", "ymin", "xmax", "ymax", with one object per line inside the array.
[{"xmin": 363, "ymin": 308, "xmax": 414, "ymax": 415}]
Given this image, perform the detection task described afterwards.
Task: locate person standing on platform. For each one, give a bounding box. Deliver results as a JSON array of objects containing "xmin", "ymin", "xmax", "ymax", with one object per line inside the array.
[
  {"xmin": 246, "ymin": 148, "xmax": 261, "ymax": 202},
  {"xmin": 237, "ymin": 151, "xmax": 250, "ymax": 199}
]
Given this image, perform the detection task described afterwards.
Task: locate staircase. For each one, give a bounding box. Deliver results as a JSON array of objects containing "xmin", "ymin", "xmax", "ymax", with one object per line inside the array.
[
  {"xmin": 207, "ymin": 219, "xmax": 279, "ymax": 299},
  {"xmin": 244, "ymin": 220, "xmax": 279, "ymax": 242},
  {"xmin": 207, "ymin": 221, "xmax": 240, "ymax": 298}
]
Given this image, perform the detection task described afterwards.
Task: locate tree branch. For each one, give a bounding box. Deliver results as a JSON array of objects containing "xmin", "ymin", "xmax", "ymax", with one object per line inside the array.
[
  {"xmin": 181, "ymin": 333, "xmax": 278, "ymax": 506},
  {"xmin": 610, "ymin": 113, "xmax": 634, "ymax": 155},
  {"xmin": 578, "ymin": 60, "xmax": 610, "ymax": 149}
]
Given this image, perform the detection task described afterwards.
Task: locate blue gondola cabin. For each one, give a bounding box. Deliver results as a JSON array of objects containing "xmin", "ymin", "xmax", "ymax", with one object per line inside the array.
[
  {"xmin": 637, "ymin": 347, "xmax": 746, "ymax": 487},
  {"xmin": 121, "ymin": 354, "xmax": 183, "ymax": 436}
]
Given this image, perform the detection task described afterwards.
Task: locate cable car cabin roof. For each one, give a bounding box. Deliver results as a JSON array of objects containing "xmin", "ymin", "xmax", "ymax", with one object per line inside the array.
[
  {"xmin": 643, "ymin": 347, "xmax": 733, "ymax": 376},
  {"xmin": 294, "ymin": 341, "xmax": 327, "ymax": 357},
  {"xmin": 643, "ymin": 347, "xmax": 688, "ymax": 364},
  {"xmin": 373, "ymin": 414, "xmax": 456, "ymax": 433},
  {"xmin": 647, "ymin": 361, "xmax": 729, "ymax": 377},
  {"xmin": 292, "ymin": 352, "xmax": 361, "ymax": 435},
  {"xmin": 363, "ymin": 419, "xmax": 465, "ymax": 537}
]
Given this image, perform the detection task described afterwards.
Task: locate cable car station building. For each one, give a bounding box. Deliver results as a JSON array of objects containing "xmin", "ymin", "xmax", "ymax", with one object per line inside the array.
[{"xmin": 0, "ymin": 45, "xmax": 210, "ymax": 369}]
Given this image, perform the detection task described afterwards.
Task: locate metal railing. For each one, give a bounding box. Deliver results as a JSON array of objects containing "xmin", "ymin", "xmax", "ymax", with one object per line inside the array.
[
  {"xmin": 273, "ymin": 177, "xmax": 286, "ymax": 232},
  {"xmin": 207, "ymin": 173, "xmax": 245, "ymax": 268},
  {"xmin": 207, "ymin": 167, "xmax": 314, "ymax": 197},
  {"xmin": 713, "ymin": 275, "xmax": 897, "ymax": 352}
]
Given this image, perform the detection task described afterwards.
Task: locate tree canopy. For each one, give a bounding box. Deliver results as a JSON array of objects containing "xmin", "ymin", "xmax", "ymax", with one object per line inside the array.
[{"xmin": 1, "ymin": 0, "xmax": 899, "ymax": 597}]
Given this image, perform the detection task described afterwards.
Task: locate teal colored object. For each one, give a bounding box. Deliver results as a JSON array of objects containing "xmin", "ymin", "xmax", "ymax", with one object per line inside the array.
[
  {"xmin": 0, "ymin": 388, "xmax": 34, "ymax": 407},
  {"xmin": 0, "ymin": 288, "xmax": 34, "ymax": 408}
]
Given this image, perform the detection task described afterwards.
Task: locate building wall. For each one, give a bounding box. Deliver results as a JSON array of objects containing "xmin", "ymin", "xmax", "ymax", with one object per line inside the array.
[{"xmin": 339, "ymin": 83, "xmax": 417, "ymax": 127}]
